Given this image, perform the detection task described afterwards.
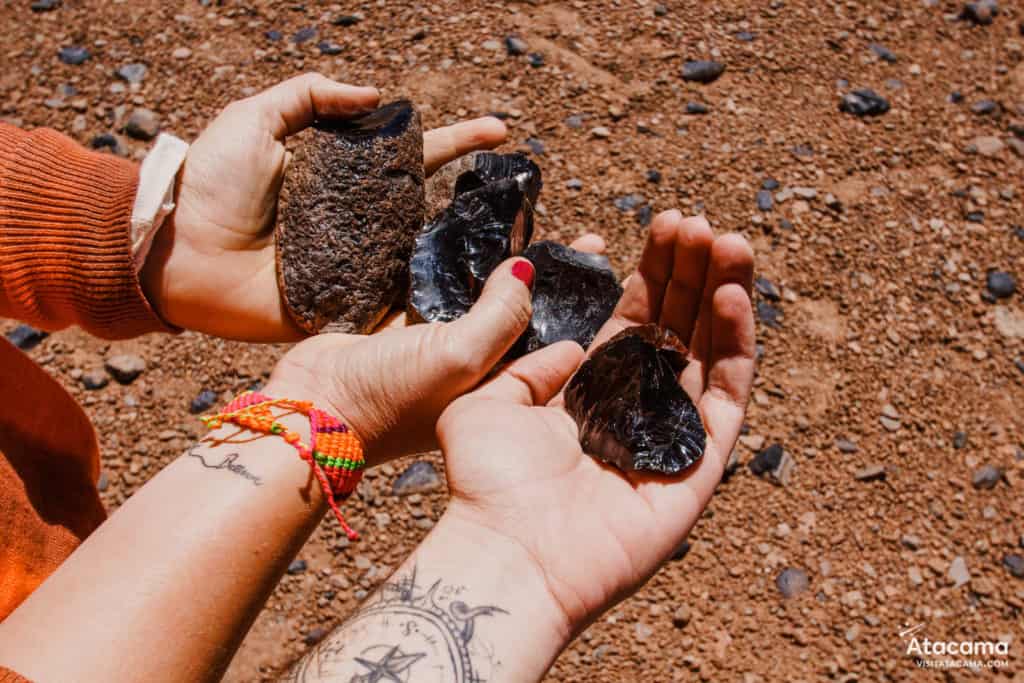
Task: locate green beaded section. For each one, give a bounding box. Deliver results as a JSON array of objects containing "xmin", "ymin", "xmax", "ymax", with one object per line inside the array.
[{"xmin": 313, "ymin": 451, "xmax": 364, "ymax": 470}]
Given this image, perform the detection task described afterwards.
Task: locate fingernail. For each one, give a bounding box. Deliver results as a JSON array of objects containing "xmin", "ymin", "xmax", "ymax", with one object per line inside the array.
[{"xmin": 511, "ymin": 259, "xmax": 535, "ymax": 290}]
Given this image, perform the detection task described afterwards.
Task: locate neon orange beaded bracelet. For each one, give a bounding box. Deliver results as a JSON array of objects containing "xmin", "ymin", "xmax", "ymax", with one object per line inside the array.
[{"xmin": 201, "ymin": 391, "xmax": 365, "ymax": 539}]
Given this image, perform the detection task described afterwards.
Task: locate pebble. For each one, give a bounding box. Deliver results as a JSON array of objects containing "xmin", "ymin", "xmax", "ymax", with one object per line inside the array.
[
  {"xmin": 5, "ymin": 324, "xmax": 47, "ymax": 350},
  {"xmin": 986, "ymin": 271, "xmax": 1016, "ymax": 298},
  {"xmin": 756, "ymin": 190, "xmax": 773, "ymax": 211},
  {"xmin": 566, "ymin": 178, "xmax": 583, "ymax": 190},
  {"xmin": 671, "ymin": 540, "xmax": 691, "ymax": 561},
  {"xmin": 636, "ymin": 206, "xmax": 653, "ymax": 226},
  {"xmin": 754, "ymin": 277, "xmax": 780, "ymax": 301},
  {"xmin": 870, "ymin": 44, "xmax": 898, "ymax": 63},
  {"xmin": 835, "ymin": 438, "xmax": 859, "ymax": 453},
  {"xmin": 171, "ymin": 47, "xmax": 192, "ymax": 60},
  {"xmin": 672, "ymin": 605, "xmax": 692, "ymax": 628},
  {"xmin": 90, "ymin": 133, "xmax": 126, "ymax": 156},
  {"xmin": 762, "ymin": 178, "xmax": 780, "ymax": 191},
  {"xmin": 776, "ymin": 568, "xmax": 810, "ymax": 598},
  {"xmin": 614, "ymin": 194, "xmax": 644, "ymax": 212},
  {"xmin": 839, "ymin": 89, "xmax": 890, "ymax": 117},
  {"xmin": 965, "ymin": 210, "xmax": 984, "ymax": 223},
  {"xmin": 81, "ymin": 368, "xmax": 108, "ymax": 390},
  {"xmin": 971, "ymin": 465, "xmax": 1002, "ymax": 489},
  {"xmin": 505, "ymin": 36, "xmax": 528, "ymax": 56},
  {"xmin": 482, "ymin": 39, "xmax": 502, "ymax": 51},
  {"xmin": 287, "ymin": 559, "xmax": 307, "ymax": 574},
  {"xmin": 756, "ymin": 301, "xmax": 781, "ymax": 328},
  {"xmin": 565, "ymin": 114, "xmax": 584, "ymax": 129},
  {"xmin": 901, "ymin": 534, "xmax": 922, "ymax": 550},
  {"xmin": 736, "ymin": 31, "xmax": 755, "ymax": 42},
  {"xmin": 646, "ymin": 169, "xmax": 662, "ymax": 184},
  {"xmin": 292, "ymin": 27, "xmax": 317, "ymax": 44},
  {"xmin": 590, "ymin": 126, "xmax": 611, "ymax": 139},
  {"xmin": 333, "ymin": 14, "xmax": 362, "ymax": 26},
  {"xmin": 265, "ymin": 30, "xmax": 282, "ymax": 41},
  {"xmin": 685, "ymin": 102, "xmax": 709, "ymax": 115},
  {"xmin": 125, "ymin": 108, "xmax": 160, "ymax": 140},
  {"xmin": 318, "ymin": 42, "xmax": 343, "ymax": 56},
  {"xmin": 105, "ymin": 354, "xmax": 145, "ymax": 384},
  {"xmin": 971, "ymin": 136, "xmax": 1004, "ymax": 157},
  {"xmin": 971, "ymin": 99, "xmax": 1000, "ymax": 115},
  {"xmin": 527, "ymin": 53, "xmax": 545, "ymax": 68},
  {"xmin": 58, "ymin": 46, "xmax": 90, "ymax": 65},
  {"xmin": 303, "ymin": 627, "xmax": 328, "ymax": 646},
  {"xmin": 961, "ymin": 1, "xmax": 998, "ymax": 25},
  {"xmin": 681, "ymin": 60, "xmax": 726, "ymax": 84},
  {"xmin": 392, "ymin": 461, "xmax": 442, "ymax": 496},
  {"xmin": 1003, "ymin": 554, "xmax": 1024, "ymax": 579},
  {"xmin": 525, "ymin": 138, "xmax": 545, "ymax": 155},
  {"xmin": 749, "ymin": 443, "xmax": 793, "ymax": 486},
  {"xmin": 953, "ymin": 431, "xmax": 967, "ymax": 449},
  {"xmin": 854, "ymin": 464, "xmax": 887, "ymax": 482},
  {"xmin": 948, "ymin": 556, "xmax": 970, "ymax": 587},
  {"xmin": 31, "ymin": 0, "xmax": 60, "ymax": 11},
  {"xmin": 189, "ymin": 389, "xmax": 218, "ymax": 414},
  {"xmin": 116, "ymin": 63, "xmax": 147, "ymax": 84}
]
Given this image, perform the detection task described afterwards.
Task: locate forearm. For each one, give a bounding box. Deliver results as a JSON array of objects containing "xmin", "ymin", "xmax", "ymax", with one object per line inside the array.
[
  {"xmin": 284, "ymin": 509, "xmax": 572, "ymax": 683},
  {"xmin": 0, "ymin": 396, "xmax": 330, "ymax": 682}
]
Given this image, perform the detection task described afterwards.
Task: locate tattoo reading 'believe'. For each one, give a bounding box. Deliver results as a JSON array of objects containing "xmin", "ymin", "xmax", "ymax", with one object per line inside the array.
[{"xmin": 187, "ymin": 446, "xmax": 263, "ymax": 486}]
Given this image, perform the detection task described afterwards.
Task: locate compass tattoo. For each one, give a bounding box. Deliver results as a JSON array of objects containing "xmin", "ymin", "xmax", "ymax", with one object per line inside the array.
[{"xmin": 283, "ymin": 566, "xmax": 508, "ymax": 682}]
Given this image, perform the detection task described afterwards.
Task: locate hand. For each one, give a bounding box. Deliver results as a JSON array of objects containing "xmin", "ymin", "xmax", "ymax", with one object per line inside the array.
[
  {"xmin": 434, "ymin": 211, "xmax": 756, "ymax": 634},
  {"xmin": 141, "ymin": 73, "xmax": 510, "ymax": 342}
]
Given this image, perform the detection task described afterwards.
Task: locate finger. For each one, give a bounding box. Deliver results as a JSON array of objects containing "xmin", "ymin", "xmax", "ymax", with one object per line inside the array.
[
  {"xmin": 701, "ymin": 283, "xmax": 756, "ymax": 454},
  {"xmin": 443, "ymin": 257, "xmax": 534, "ymax": 376},
  {"xmin": 243, "ymin": 73, "xmax": 380, "ymax": 139},
  {"xmin": 473, "ymin": 341, "xmax": 585, "ymax": 406},
  {"xmin": 687, "ymin": 234, "xmax": 755, "ymax": 379},
  {"xmin": 587, "ymin": 210, "xmax": 681, "ymax": 349},
  {"xmin": 569, "ymin": 232, "xmax": 606, "ymax": 255},
  {"xmin": 659, "ymin": 215, "xmax": 714, "ymax": 344},
  {"xmin": 424, "ymin": 117, "xmax": 508, "ymax": 176}
]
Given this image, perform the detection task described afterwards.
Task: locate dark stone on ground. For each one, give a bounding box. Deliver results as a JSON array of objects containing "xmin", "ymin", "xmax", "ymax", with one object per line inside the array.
[
  {"xmin": 58, "ymin": 46, "xmax": 90, "ymax": 65},
  {"xmin": 1004, "ymin": 554, "xmax": 1024, "ymax": 579},
  {"xmin": 90, "ymin": 133, "xmax": 125, "ymax": 156},
  {"xmin": 566, "ymin": 178, "xmax": 583, "ymax": 190},
  {"xmin": 505, "ymin": 35, "xmax": 528, "ymax": 55},
  {"xmin": 333, "ymin": 14, "xmax": 362, "ymax": 26},
  {"xmin": 277, "ymin": 101, "xmax": 425, "ymax": 333},
  {"xmin": 392, "ymin": 461, "xmax": 443, "ymax": 496},
  {"xmin": 756, "ymin": 301, "xmax": 781, "ymax": 328},
  {"xmin": 776, "ymin": 568, "xmax": 810, "ymax": 598},
  {"xmin": 292, "ymin": 27, "xmax": 317, "ymax": 44},
  {"xmin": 950, "ymin": 91, "xmax": 964, "ymax": 103},
  {"xmin": 525, "ymin": 137, "xmax": 545, "ymax": 155},
  {"xmin": 749, "ymin": 443, "xmax": 784, "ymax": 476},
  {"xmin": 960, "ymin": 1, "xmax": 998, "ymax": 25},
  {"xmin": 971, "ymin": 99, "xmax": 1000, "ymax": 115},
  {"xmin": 614, "ymin": 194, "xmax": 644, "ymax": 211},
  {"xmin": 5, "ymin": 324, "xmax": 47, "ymax": 350},
  {"xmin": 565, "ymin": 114, "xmax": 584, "ymax": 129},
  {"xmin": 527, "ymin": 53, "xmax": 545, "ymax": 68},
  {"xmin": 736, "ymin": 31, "xmax": 755, "ymax": 41},
  {"xmin": 125, "ymin": 108, "xmax": 160, "ymax": 140},
  {"xmin": 318, "ymin": 41, "xmax": 343, "ymax": 55},
  {"xmin": 303, "ymin": 627, "xmax": 329, "ymax": 646},
  {"xmin": 986, "ymin": 271, "xmax": 1015, "ymax": 298},
  {"xmin": 513, "ymin": 241, "xmax": 622, "ymax": 356},
  {"xmin": 105, "ymin": 354, "xmax": 145, "ymax": 384},
  {"xmin": 636, "ymin": 205, "xmax": 653, "ymax": 226},
  {"xmin": 754, "ymin": 277, "xmax": 781, "ymax": 301},
  {"xmin": 81, "ymin": 368, "xmax": 108, "ymax": 390},
  {"xmin": 854, "ymin": 464, "xmax": 887, "ymax": 482},
  {"xmin": 685, "ymin": 102, "xmax": 709, "ymax": 115},
  {"xmin": 835, "ymin": 439, "xmax": 858, "ymax": 453},
  {"xmin": 762, "ymin": 178, "xmax": 780, "ymax": 191},
  {"xmin": 190, "ymin": 389, "xmax": 219, "ymax": 414},
  {"xmin": 870, "ymin": 44, "xmax": 897, "ymax": 62},
  {"xmin": 287, "ymin": 559, "xmax": 307, "ymax": 574},
  {"xmin": 646, "ymin": 169, "xmax": 662, "ymax": 184},
  {"xmin": 408, "ymin": 152, "xmax": 539, "ymax": 324},
  {"xmin": 681, "ymin": 60, "xmax": 725, "ymax": 84},
  {"xmin": 953, "ymin": 431, "xmax": 967, "ymax": 449},
  {"xmin": 757, "ymin": 190, "xmax": 773, "ymax": 211},
  {"xmin": 671, "ymin": 541, "xmax": 691, "ymax": 561},
  {"xmin": 840, "ymin": 89, "xmax": 890, "ymax": 117},
  {"xmin": 116, "ymin": 63, "xmax": 147, "ymax": 83},
  {"xmin": 31, "ymin": 0, "xmax": 60, "ymax": 11},
  {"xmin": 971, "ymin": 465, "xmax": 1002, "ymax": 490},
  {"xmin": 654, "ymin": 4, "xmax": 667, "ymax": 16},
  {"xmin": 265, "ymin": 30, "xmax": 282, "ymax": 41},
  {"xmin": 965, "ymin": 210, "xmax": 984, "ymax": 223},
  {"xmin": 565, "ymin": 324, "xmax": 706, "ymax": 475}
]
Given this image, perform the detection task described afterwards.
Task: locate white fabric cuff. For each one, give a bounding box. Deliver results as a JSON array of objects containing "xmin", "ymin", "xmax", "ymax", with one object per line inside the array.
[{"xmin": 131, "ymin": 133, "xmax": 189, "ymax": 273}]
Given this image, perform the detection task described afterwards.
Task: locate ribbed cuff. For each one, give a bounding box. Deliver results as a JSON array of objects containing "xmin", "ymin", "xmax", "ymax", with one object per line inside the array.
[
  {"xmin": 0, "ymin": 666, "xmax": 30, "ymax": 683},
  {"xmin": 0, "ymin": 124, "xmax": 173, "ymax": 339}
]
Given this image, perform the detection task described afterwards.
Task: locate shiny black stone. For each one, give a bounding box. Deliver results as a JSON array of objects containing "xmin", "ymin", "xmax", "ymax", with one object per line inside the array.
[
  {"xmin": 681, "ymin": 60, "xmax": 725, "ymax": 84},
  {"xmin": 564, "ymin": 324, "xmax": 706, "ymax": 475},
  {"xmin": 513, "ymin": 241, "xmax": 622, "ymax": 356},
  {"xmin": 5, "ymin": 324, "xmax": 47, "ymax": 351},
  {"xmin": 58, "ymin": 46, "xmax": 90, "ymax": 65},
  {"xmin": 839, "ymin": 89, "xmax": 890, "ymax": 117},
  {"xmin": 408, "ymin": 153, "xmax": 540, "ymax": 323}
]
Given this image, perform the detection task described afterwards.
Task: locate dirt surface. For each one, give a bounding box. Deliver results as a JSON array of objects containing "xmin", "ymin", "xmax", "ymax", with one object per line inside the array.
[{"xmin": 2, "ymin": 0, "xmax": 1024, "ymax": 681}]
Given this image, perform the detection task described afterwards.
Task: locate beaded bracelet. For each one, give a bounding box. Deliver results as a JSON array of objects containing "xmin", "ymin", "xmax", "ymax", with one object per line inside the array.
[{"xmin": 201, "ymin": 391, "xmax": 365, "ymax": 540}]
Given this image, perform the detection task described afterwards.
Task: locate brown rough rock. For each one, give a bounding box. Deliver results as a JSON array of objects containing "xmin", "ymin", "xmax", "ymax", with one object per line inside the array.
[{"xmin": 276, "ymin": 101, "xmax": 424, "ymax": 334}]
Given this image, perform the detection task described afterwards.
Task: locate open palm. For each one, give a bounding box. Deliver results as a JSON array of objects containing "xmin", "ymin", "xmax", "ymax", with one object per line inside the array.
[{"xmin": 436, "ymin": 210, "xmax": 756, "ymax": 632}]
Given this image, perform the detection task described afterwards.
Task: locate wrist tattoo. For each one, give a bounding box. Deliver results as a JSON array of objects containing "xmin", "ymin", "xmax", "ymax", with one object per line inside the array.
[
  {"xmin": 283, "ymin": 565, "xmax": 508, "ymax": 682},
  {"xmin": 187, "ymin": 445, "xmax": 263, "ymax": 486}
]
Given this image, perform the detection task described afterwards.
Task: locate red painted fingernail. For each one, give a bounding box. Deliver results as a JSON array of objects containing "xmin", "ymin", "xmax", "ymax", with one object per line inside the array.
[{"xmin": 511, "ymin": 259, "xmax": 535, "ymax": 289}]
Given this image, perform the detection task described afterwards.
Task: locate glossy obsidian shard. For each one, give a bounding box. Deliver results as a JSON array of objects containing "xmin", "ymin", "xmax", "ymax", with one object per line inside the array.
[
  {"xmin": 514, "ymin": 240, "xmax": 622, "ymax": 355},
  {"xmin": 277, "ymin": 100, "xmax": 424, "ymax": 333},
  {"xmin": 408, "ymin": 152, "xmax": 541, "ymax": 323},
  {"xmin": 564, "ymin": 324, "xmax": 706, "ymax": 475}
]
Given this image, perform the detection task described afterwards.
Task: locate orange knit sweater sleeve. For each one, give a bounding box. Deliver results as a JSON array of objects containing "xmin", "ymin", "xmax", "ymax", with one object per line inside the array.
[{"xmin": 0, "ymin": 123, "xmax": 170, "ymax": 338}]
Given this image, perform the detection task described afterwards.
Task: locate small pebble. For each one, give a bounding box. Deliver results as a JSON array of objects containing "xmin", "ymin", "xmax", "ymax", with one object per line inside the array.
[
  {"xmin": 81, "ymin": 368, "xmax": 108, "ymax": 390},
  {"xmin": 265, "ymin": 30, "xmax": 283, "ymax": 41},
  {"xmin": 952, "ymin": 431, "xmax": 967, "ymax": 449},
  {"xmin": 318, "ymin": 41, "xmax": 343, "ymax": 56},
  {"xmin": 1003, "ymin": 554, "xmax": 1024, "ymax": 579},
  {"xmin": 839, "ymin": 89, "xmax": 890, "ymax": 117},
  {"xmin": 971, "ymin": 99, "xmax": 1000, "ymax": 115},
  {"xmin": 392, "ymin": 461, "xmax": 442, "ymax": 496},
  {"xmin": 756, "ymin": 190, "xmax": 773, "ymax": 211},
  {"xmin": 590, "ymin": 126, "xmax": 611, "ymax": 139},
  {"xmin": 527, "ymin": 53, "xmax": 545, "ymax": 68},
  {"xmin": 776, "ymin": 567, "xmax": 810, "ymax": 598},
  {"xmin": 685, "ymin": 102, "xmax": 709, "ymax": 115},
  {"xmin": 115, "ymin": 63, "xmax": 147, "ymax": 84},
  {"xmin": 58, "ymin": 46, "xmax": 90, "ymax": 65},
  {"xmin": 681, "ymin": 60, "xmax": 725, "ymax": 84},
  {"xmin": 566, "ymin": 178, "xmax": 583, "ymax": 190},
  {"xmin": 646, "ymin": 169, "xmax": 662, "ymax": 184},
  {"xmin": 333, "ymin": 14, "xmax": 362, "ymax": 26},
  {"xmin": 505, "ymin": 36, "xmax": 528, "ymax": 56},
  {"xmin": 31, "ymin": 0, "xmax": 60, "ymax": 11},
  {"xmin": 754, "ymin": 277, "xmax": 780, "ymax": 301},
  {"xmin": 5, "ymin": 324, "xmax": 47, "ymax": 351},
  {"xmin": 870, "ymin": 44, "xmax": 897, "ymax": 63},
  {"xmin": 986, "ymin": 271, "xmax": 1015, "ymax": 298},
  {"xmin": 125, "ymin": 108, "xmax": 160, "ymax": 140},
  {"xmin": 287, "ymin": 559, "xmax": 307, "ymax": 574},
  {"xmin": 756, "ymin": 301, "xmax": 781, "ymax": 328},
  {"xmin": 292, "ymin": 27, "xmax": 317, "ymax": 44},
  {"xmin": 971, "ymin": 465, "xmax": 1002, "ymax": 490},
  {"xmin": 189, "ymin": 389, "xmax": 218, "ymax": 414},
  {"xmin": 960, "ymin": 0, "xmax": 998, "ymax": 25}
]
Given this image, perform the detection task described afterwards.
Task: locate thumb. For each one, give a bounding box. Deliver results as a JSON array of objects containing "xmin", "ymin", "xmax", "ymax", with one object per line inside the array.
[
  {"xmin": 444, "ymin": 257, "xmax": 535, "ymax": 375},
  {"xmin": 241, "ymin": 72, "xmax": 380, "ymax": 140}
]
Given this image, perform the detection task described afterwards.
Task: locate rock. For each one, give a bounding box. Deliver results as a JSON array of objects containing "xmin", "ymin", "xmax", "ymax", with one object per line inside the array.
[
  {"xmin": 292, "ymin": 27, "xmax": 317, "ymax": 44},
  {"xmin": 527, "ymin": 53, "xmax": 544, "ymax": 68},
  {"xmin": 566, "ymin": 178, "xmax": 583, "ymax": 190},
  {"xmin": 524, "ymin": 137, "xmax": 545, "ymax": 155},
  {"xmin": 948, "ymin": 556, "xmax": 970, "ymax": 588},
  {"xmin": 671, "ymin": 540, "xmax": 691, "ymax": 561},
  {"xmin": 565, "ymin": 325, "xmax": 706, "ymax": 475},
  {"xmin": 265, "ymin": 30, "xmax": 282, "ymax": 41},
  {"xmin": 762, "ymin": 178, "xmax": 780, "ymax": 191},
  {"xmin": 90, "ymin": 133, "xmax": 127, "ymax": 156},
  {"xmin": 749, "ymin": 444, "xmax": 794, "ymax": 486},
  {"xmin": 482, "ymin": 39, "xmax": 502, "ymax": 51},
  {"xmin": 565, "ymin": 114, "xmax": 584, "ymax": 129},
  {"xmin": 685, "ymin": 102, "xmax": 709, "ymax": 115},
  {"xmin": 672, "ymin": 605, "xmax": 692, "ymax": 628},
  {"xmin": 303, "ymin": 627, "xmax": 329, "ymax": 646},
  {"xmin": 681, "ymin": 60, "xmax": 726, "ymax": 84},
  {"xmin": 870, "ymin": 44, "xmax": 897, "ymax": 62},
  {"xmin": 756, "ymin": 301, "xmax": 781, "ymax": 328},
  {"xmin": 514, "ymin": 241, "xmax": 622, "ymax": 355},
  {"xmin": 505, "ymin": 35, "xmax": 528, "ymax": 55},
  {"xmin": 1003, "ymin": 554, "xmax": 1024, "ymax": 578},
  {"xmin": 971, "ymin": 136, "xmax": 1005, "ymax": 156},
  {"xmin": 171, "ymin": 47, "xmax": 192, "ymax": 60},
  {"xmin": 591, "ymin": 126, "xmax": 611, "ymax": 139},
  {"xmin": 776, "ymin": 568, "xmax": 810, "ymax": 598},
  {"xmin": 736, "ymin": 31, "xmax": 755, "ymax": 41},
  {"xmin": 986, "ymin": 271, "xmax": 1016, "ymax": 298},
  {"xmin": 333, "ymin": 14, "xmax": 362, "ymax": 26},
  {"xmin": 31, "ymin": 0, "xmax": 60, "ymax": 11},
  {"xmin": 81, "ymin": 368, "xmax": 108, "ymax": 390},
  {"xmin": 189, "ymin": 389, "xmax": 218, "ymax": 414},
  {"xmin": 125, "ymin": 108, "xmax": 160, "ymax": 140},
  {"xmin": 646, "ymin": 169, "xmax": 662, "ymax": 184},
  {"xmin": 58, "ymin": 46, "xmax": 90, "ymax": 65},
  {"xmin": 408, "ymin": 152, "xmax": 539, "ymax": 324},
  {"xmin": 908, "ymin": 566, "xmax": 923, "ymax": 586},
  {"xmin": 392, "ymin": 461, "xmax": 442, "ymax": 496},
  {"xmin": 318, "ymin": 41, "xmax": 343, "ymax": 55},
  {"xmin": 970, "ymin": 577, "xmax": 995, "ymax": 596},
  {"xmin": 96, "ymin": 470, "xmax": 108, "ymax": 492},
  {"xmin": 835, "ymin": 438, "xmax": 859, "ymax": 454},
  {"xmin": 5, "ymin": 324, "xmax": 47, "ymax": 350},
  {"xmin": 971, "ymin": 99, "xmax": 1000, "ymax": 115},
  {"xmin": 278, "ymin": 101, "xmax": 424, "ymax": 333},
  {"xmin": 105, "ymin": 354, "xmax": 145, "ymax": 384},
  {"xmin": 613, "ymin": 194, "xmax": 644, "ymax": 212},
  {"xmin": 901, "ymin": 534, "xmax": 922, "ymax": 550},
  {"xmin": 854, "ymin": 464, "xmax": 887, "ymax": 482},
  {"xmin": 287, "ymin": 559, "xmax": 307, "ymax": 574},
  {"xmin": 754, "ymin": 277, "xmax": 781, "ymax": 301},
  {"xmin": 961, "ymin": 1, "xmax": 998, "ymax": 25},
  {"xmin": 839, "ymin": 89, "xmax": 890, "ymax": 117},
  {"xmin": 756, "ymin": 190, "xmax": 773, "ymax": 211},
  {"xmin": 953, "ymin": 431, "xmax": 967, "ymax": 449},
  {"xmin": 116, "ymin": 63, "xmax": 147, "ymax": 84},
  {"xmin": 971, "ymin": 465, "xmax": 1002, "ymax": 489}
]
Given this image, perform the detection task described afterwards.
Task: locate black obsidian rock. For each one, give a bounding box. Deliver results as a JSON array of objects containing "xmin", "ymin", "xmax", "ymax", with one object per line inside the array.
[
  {"xmin": 5, "ymin": 324, "xmax": 47, "ymax": 351},
  {"xmin": 514, "ymin": 241, "xmax": 622, "ymax": 355},
  {"xmin": 565, "ymin": 324, "xmax": 706, "ymax": 475},
  {"xmin": 681, "ymin": 60, "xmax": 725, "ymax": 84},
  {"xmin": 58, "ymin": 46, "xmax": 90, "ymax": 65},
  {"xmin": 839, "ymin": 89, "xmax": 890, "ymax": 117},
  {"xmin": 408, "ymin": 153, "xmax": 540, "ymax": 323}
]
